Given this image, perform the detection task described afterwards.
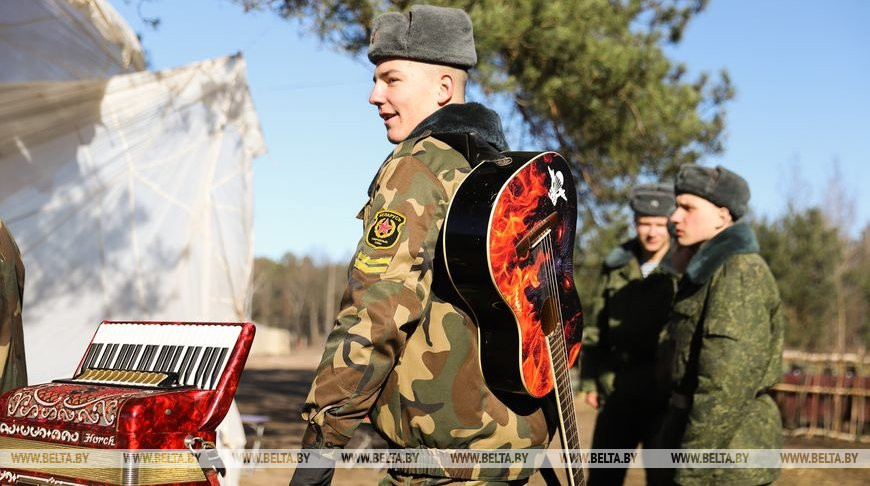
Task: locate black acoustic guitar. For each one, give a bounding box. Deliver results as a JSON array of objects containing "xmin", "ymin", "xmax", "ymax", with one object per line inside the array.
[{"xmin": 439, "ymin": 147, "xmax": 585, "ymax": 485}]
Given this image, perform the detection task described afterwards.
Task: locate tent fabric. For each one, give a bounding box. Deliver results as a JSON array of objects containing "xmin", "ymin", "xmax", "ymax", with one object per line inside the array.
[
  {"xmin": 0, "ymin": 0, "xmax": 145, "ymax": 82},
  {"xmin": 0, "ymin": 55, "xmax": 266, "ymax": 385}
]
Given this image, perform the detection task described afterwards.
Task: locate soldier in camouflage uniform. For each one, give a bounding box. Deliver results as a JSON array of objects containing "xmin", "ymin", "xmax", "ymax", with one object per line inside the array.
[
  {"xmin": 654, "ymin": 165, "xmax": 784, "ymax": 485},
  {"xmin": 0, "ymin": 217, "xmax": 27, "ymax": 393},
  {"xmin": 290, "ymin": 6, "xmax": 552, "ymax": 486},
  {"xmin": 580, "ymin": 183, "xmax": 677, "ymax": 485}
]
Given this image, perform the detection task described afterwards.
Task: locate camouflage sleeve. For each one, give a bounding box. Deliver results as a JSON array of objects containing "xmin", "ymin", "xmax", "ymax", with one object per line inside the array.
[
  {"xmin": 0, "ymin": 220, "xmax": 27, "ymax": 392},
  {"xmin": 299, "ymin": 155, "xmax": 448, "ymax": 448},
  {"xmin": 678, "ymin": 259, "xmax": 774, "ymax": 453},
  {"xmin": 579, "ymin": 267, "xmax": 607, "ymax": 393}
]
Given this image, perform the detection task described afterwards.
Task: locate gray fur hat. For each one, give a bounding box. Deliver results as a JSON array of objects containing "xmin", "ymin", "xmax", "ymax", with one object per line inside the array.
[
  {"xmin": 675, "ymin": 165, "xmax": 751, "ymax": 220},
  {"xmin": 630, "ymin": 183, "xmax": 675, "ymax": 217},
  {"xmin": 368, "ymin": 4, "xmax": 477, "ymax": 69}
]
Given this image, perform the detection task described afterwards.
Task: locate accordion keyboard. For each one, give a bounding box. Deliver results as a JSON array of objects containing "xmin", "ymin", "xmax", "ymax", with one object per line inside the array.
[{"xmin": 70, "ymin": 322, "xmax": 243, "ymax": 389}]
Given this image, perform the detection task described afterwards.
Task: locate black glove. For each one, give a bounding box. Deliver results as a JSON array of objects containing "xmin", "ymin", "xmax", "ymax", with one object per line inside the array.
[{"xmin": 289, "ymin": 449, "xmax": 336, "ymax": 486}]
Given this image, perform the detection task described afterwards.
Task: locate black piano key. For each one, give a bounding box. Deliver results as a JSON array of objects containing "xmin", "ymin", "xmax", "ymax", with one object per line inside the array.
[
  {"xmin": 167, "ymin": 346, "xmax": 182, "ymax": 372},
  {"xmin": 107, "ymin": 343, "xmax": 121, "ymax": 368},
  {"xmin": 154, "ymin": 346, "xmax": 170, "ymax": 371},
  {"xmin": 82, "ymin": 343, "xmax": 102, "ymax": 371},
  {"xmin": 195, "ymin": 347, "xmax": 216, "ymax": 388},
  {"xmin": 96, "ymin": 343, "xmax": 111, "ymax": 368},
  {"xmin": 177, "ymin": 346, "xmax": 196, "ymax": 378},
  {"xmin": 99, "ymin": 343, "xmax": 118, "ymax": 368},
  {"xmin": 89, "ymin": 342, "xmax": 105, "ymax": 369},
  {"xmin": 112, "ymin": 343, "xmax": 128, "ymax": 369},
  {"xmin": 154, "ymin": 345, "xmax": 168, "ymax": 372},
  {"xmin": 125, "ymin": 344, "xmax": 143, "ymax": 370},
  {"xmin": 200, "ymin": 347, "xmax": 221, "ymax": 389},
  {"xmin": 112, "ymin": 344, "xmax": 131, "ymax": 369},
  {"xmin": 181, "ymin": 347, "xmax": 202, "ymax": 385},
  {"xmin": 81, "ymin": 344, "xmax": 97, "ymax": 371},
  {"xmin": 165, "ymin": 345, "xmax": 181, "ymax": 372},
  {"xmin": 207, "ymin": 348, "xmax": 229, "ymax": 389},
  {"xmin": 135, "ymin": 345, "xmax": 150, "ymax": 370},
  {"xmin": 158, "ymin": 345, "xmax": 173, "ymax": 372},
  {"xmin": 138, "ymin": 344, "xmax": 158, "ymax": 371},
  {"xmin": 167, "ymin": 345, "xmax": 183, "ymax": 372},
  {"xmin": 94, "ymin": 343, "xmax": 107, "ymax": 368}
]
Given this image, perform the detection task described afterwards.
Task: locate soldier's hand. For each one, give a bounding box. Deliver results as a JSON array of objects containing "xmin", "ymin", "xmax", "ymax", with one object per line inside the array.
[
  {"xmin": 584, "ymin": 391, "xmax": 600, "ymax": 410},
  {"xmin": 289, "ymin": 448, "xmax": 335, "ymax": 486},
  {"xmin": 289, "ymin": 466, "xmax": 334, "ymax": 486}
]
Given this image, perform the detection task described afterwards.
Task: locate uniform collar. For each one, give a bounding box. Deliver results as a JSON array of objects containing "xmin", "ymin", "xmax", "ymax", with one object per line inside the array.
[
  {"xmin": 405, "ymin": 102, "xmax": 508, "ymax": 151},
  {"xmin": 604, "ymin": 238, "xmax": 678, "ymax": 276},
  {"xmin": 603, "ymin": 239, "xmax": 637, "ymax": 270},
  {"xmin": 685, "ymin": 221, "xmax": 760, "ymax": 284}
]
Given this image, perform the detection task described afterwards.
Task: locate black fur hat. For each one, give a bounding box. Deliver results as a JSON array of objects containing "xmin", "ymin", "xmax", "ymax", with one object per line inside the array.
[{"xmin": 675, "ymin": 165, "xmax": 751, "ymax": 220}]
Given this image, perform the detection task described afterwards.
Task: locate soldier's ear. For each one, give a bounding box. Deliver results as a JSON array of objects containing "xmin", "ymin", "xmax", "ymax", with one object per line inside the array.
[
  {"xmin": 437, "ymin": 72, "xmax": 456, "ymax": 106},
  {"xmin": 716, "ymin": 206, "xmax": 732, "ymax": 227}
]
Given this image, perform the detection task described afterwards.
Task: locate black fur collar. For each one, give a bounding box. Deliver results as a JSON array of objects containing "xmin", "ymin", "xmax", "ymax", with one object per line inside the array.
[
  {"xmin": 686, "ymin": 221, "xmax": 760, "ymax": 284},
  {"xmin": 604, "ymin": 239, "xmax": 637, "ymax": 269},
  {"xmin": 406, "ymin": 102, "xmax": 508, "ymax": 151}
]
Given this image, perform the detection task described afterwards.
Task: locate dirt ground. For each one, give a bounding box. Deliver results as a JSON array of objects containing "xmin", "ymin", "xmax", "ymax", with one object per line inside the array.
[{"xmin": 233, "ymin": 348, "xmax": 869, "ymax": 485}]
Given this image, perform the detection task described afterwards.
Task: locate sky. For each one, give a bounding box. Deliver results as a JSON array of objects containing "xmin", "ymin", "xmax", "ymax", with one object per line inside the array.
[{"xmin": 107, "ymin": 0, "xmax": 870, "ymax": 262}]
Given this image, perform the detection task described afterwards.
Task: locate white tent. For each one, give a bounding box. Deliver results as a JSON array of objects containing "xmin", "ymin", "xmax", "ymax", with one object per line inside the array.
[
  {"xmin": 0, "ymin": 0, "xmax": 144, "ymax": 82},
  {"xmin": 0, "ymin": 0, "xmax": 266, "ymax": 387},
  {"xmin": 1, "ymin": 3, "xmax": 263, "ymax": 483}
]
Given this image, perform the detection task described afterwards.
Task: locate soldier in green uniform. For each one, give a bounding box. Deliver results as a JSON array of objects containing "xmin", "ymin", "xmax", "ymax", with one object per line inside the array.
[
  {"xmin": 0, "ymin": 217, "xmax": 27, "ymax": 393},
  {"xmin": 579, "ymin": 183, "xmax": 677, "ymax": 485},
  {"xmin": 290, "ymin": 5, "xmax": 553, "ymax": 485},
  {"xmin": 655, "ymin": 165, "xmax": 784, "ymax": 485}
]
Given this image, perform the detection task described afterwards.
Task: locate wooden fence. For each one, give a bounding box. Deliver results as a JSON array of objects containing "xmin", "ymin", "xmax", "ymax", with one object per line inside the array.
[{"xmin": 772, "ymin": 350, "xmax": 869, "ymax": 442}]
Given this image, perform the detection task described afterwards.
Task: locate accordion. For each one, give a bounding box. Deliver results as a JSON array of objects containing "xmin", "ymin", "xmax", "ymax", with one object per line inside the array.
[{"xmin": 0, "ymin": 321, "xmax": 255, "ymax": 485}]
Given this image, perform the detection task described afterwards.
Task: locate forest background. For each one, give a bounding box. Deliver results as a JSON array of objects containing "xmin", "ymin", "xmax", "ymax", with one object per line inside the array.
[{"xmin": 208, "ymin": 0, "xmax": 870, "ymax": 354}]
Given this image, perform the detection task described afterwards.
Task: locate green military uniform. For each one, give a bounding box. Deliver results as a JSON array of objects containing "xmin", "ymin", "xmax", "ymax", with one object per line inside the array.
[
  {"xmin": 300, "ymin": 103, "xmax": 551, "ymax": 483},
  {"xmin": 0, "ymin": 218, "xmax": 27, "ymax": 393},
  {"xmin": 656, "ymin": 221, "xmax": 784, "ymax": 485},
  {"xmin": 580, "ymin": 238, "xmax": 676, "ymax": 484}
]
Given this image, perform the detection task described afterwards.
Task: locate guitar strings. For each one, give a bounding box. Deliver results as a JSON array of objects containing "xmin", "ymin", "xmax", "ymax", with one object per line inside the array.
[
  {"xmin": 543, "ymin": 235, "xmax": 578, "ymax": 444},
  {"xmin": 540, "ymin": 232, "xmax": 584, "ymax": 484},
  {"xmin": 548, "ymin": 235, "xmax": 585, "ymax": 484}
]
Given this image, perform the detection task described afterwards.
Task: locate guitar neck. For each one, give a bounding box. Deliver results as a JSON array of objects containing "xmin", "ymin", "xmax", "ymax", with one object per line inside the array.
[{"xmin": 547, "ymin": 328, "xmax": 585, "ymax": 486}]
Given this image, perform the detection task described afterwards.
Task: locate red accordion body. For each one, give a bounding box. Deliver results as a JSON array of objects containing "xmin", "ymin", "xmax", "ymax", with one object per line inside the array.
[{"xmin": 0, "ymin": 321, "xmax": 255, "ymax": 485}]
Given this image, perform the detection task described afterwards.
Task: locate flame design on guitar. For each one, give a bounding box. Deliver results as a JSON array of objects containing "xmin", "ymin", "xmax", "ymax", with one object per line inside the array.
[{"xmin": 441, "ymin": 151, "xmax": 585, "ymax": 485}]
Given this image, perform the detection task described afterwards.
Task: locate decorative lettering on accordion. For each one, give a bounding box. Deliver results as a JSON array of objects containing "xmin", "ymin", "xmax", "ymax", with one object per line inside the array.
[
  {"xmin": 0, "ymin": 423, "xmax": 80, "ymax": 443},
  {"xmin": 6, "ymin": 384, "xmax": 139, "ymax": 427},
  {"xmin": 0, "ymin": 471, "xmax": 19, "ymax": 483}
]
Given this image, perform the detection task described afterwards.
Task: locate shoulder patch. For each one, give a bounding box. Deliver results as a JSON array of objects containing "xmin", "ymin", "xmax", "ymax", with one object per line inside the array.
[{"xmin": 365, "ymin": 210, "xmax": 407, "ymax": 250}]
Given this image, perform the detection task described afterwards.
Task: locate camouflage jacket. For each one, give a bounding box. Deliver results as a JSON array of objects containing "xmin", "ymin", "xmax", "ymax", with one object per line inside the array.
[
  {"xmin": 579, "ymin": 239, "xmax": 677, "ymax": 404},
  {"xmin": 658, "ymin": 221, "xmax": 784, "ymax": 485},
  {"xmin": 300, "ymin": 104, "xmax": 550, "ymax": 481},
  {"xmin": 0, "ymin": 218, "xmax": 27, "ymax": 393}
]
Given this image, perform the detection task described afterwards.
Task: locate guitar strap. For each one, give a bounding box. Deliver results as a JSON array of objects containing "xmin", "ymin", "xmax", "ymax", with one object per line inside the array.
[
  {"xmin": 431, "ymin": 132, "xmax": 505, "ymax": 168},
  {"xmin": 430, "ymin": 131, "xmax": 505, "ymax": 308}
]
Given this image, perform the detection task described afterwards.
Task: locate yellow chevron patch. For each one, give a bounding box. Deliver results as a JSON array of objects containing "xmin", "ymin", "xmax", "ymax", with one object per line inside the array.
[{"xmin": 353, "ymin": 251, "xmax": 391, "ymax": 273}]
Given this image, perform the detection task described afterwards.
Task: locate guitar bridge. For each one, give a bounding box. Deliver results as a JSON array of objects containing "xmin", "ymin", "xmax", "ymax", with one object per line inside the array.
[{"xmin": 516, "ymin": 212, "xmax": 559, "ymax": 256}]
